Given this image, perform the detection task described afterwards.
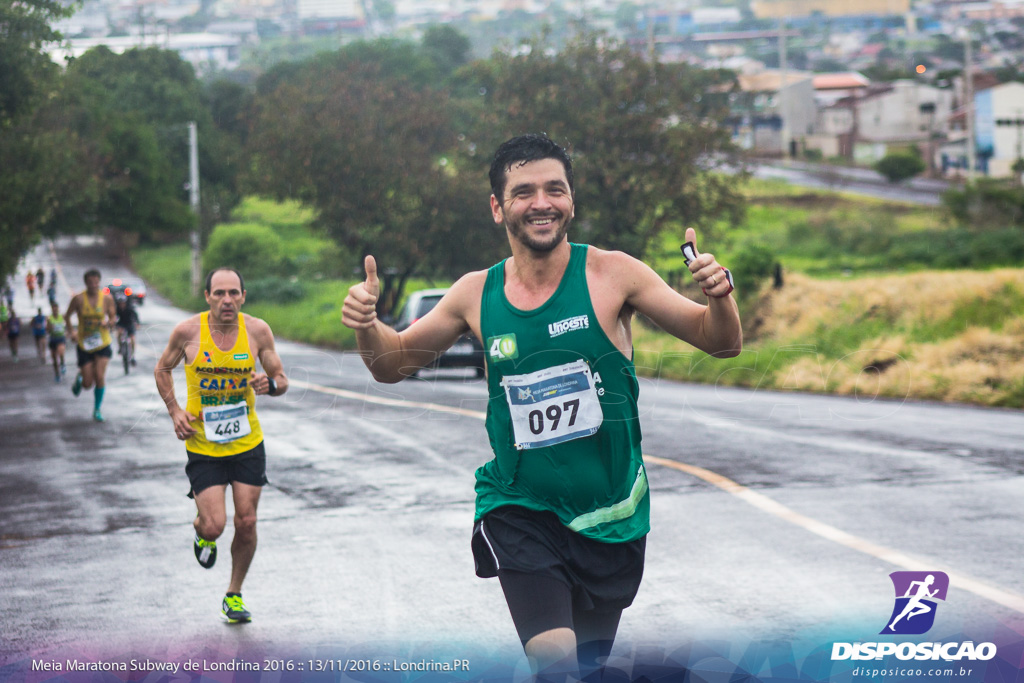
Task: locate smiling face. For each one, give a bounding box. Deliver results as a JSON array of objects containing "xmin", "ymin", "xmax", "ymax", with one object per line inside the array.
[
  {"xmin": 491, "ymin": 158, "xmax": 575, "ymax": 254},
  {"xmin": 205, "ymin": 270, "xmax": 246, "ymax": 325}
]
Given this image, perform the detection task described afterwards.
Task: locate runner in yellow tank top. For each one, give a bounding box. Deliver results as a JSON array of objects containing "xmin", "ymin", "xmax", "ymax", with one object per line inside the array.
[
  {"xmin": 182, "ymin": 311, "xmax": 264, "ymax": 455},
  {"xmin": 65, "ymin": 268, "xmax": 117, "ymax": 421},
  {"xmin": 155, "ymin": 267, "xmax": 289, "ymax": 623}
]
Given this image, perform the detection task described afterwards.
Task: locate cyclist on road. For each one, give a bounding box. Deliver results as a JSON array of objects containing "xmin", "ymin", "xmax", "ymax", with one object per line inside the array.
[
  {"xmin": 155, "ymin": 267, "xmax": 289, "ymax": 624},
  {"xmin": 65, "ymin": 268, "xmax": 116, "ymax": 422},
  {"xmin": 115, "ymin": 296, "xmax": 140, "ymax": 367},
  {"xmin": 342, "ymin": 134, "xmax": 741, "ymax": 681},
  {"xmin": 47, "ymin": 301, "xmax": 67, "ymax": 381}
]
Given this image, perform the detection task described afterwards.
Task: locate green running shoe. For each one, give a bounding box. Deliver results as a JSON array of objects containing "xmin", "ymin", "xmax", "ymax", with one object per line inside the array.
[
  {"xmin": 71, "ymin": 374, "xmax": 83, "ymax": 396},
  {"xmin": 221, "ymin": 594, "xmax": 251, "ymax": 623},
  {"xmin": 194, "ymin": 533, "xmax": 217, "ymax": 569},
  {"xmin": 93, "ymin": 410, "xmax": 104, "ymax": 422}
]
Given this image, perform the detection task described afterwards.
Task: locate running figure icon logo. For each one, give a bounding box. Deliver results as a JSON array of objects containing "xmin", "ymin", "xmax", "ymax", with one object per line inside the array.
[{"xmin": 881, "ymin": 571, "xmax": 949, "ymax": 635}]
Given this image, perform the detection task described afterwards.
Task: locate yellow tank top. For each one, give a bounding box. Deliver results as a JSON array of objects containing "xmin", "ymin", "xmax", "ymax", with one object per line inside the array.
[
  {"xmin": 78, "ymin": 291, "xmax": 112, "ymax": 351},
  {"xmin": 184, "ymin": 312, "xmax": 264, "ymax": 456}
]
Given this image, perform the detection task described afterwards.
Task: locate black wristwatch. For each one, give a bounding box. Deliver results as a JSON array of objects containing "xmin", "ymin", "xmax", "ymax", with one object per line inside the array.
[{"xmin": 267, "ymin": 377, "xmax": 278, "ymax": 396}]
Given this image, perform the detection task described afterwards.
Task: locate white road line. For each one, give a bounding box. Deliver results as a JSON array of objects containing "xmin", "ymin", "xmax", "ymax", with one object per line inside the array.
[
  {"xmin": 276, "ymin": 379, "xmax": 1024, "ymax": 615},
  {"xmin": 290, "ymin": 379, "xmax": 487, "ymax": 420},
  {"xmin": 645, "ymin": 455, "xmax": 1024, "ymax": 615}
]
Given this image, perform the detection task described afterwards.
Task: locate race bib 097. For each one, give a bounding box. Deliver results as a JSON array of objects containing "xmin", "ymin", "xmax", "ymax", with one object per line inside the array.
[{"xmin": 501, "ymin": 359, "xmax": 603, "ymax": 450}]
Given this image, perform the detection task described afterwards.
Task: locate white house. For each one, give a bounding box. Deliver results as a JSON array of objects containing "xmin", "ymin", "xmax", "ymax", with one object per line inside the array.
[
  {"xmin": 730, "ymin": 70, "xmax": 817, "ymax": 155},
  {"xmin": 975, "ymin": 81, "xmax": 1024, "ymax": 177},
  {"xmin": 855, "ymin": 80, "xmax": 954, "ymax": 144}
]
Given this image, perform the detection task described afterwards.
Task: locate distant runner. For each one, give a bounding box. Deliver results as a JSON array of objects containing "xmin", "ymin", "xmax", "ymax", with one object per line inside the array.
[
  {"xmin": 154, "ymin": 267, "xmax": 288, "ymax": 624},
  {"xmin": 65, "ymin": 268, "xmax": 116, "ymax": 422},
  {"xmin": 31, "ymin": 308, "xmax": 47, "ymax": 364},
  {"xmin": 6, "ymin": 308, "xmax": 21, "ymax": 361},
  {"xmin": 46, "ymin": 302, "xmax": 67, "ymax": 382}
]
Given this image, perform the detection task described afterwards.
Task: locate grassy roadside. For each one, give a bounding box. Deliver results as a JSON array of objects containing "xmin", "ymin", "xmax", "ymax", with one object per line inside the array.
[{"xmin": 635, "ymin": 270, "xmax": 1024, "ymax": 408}]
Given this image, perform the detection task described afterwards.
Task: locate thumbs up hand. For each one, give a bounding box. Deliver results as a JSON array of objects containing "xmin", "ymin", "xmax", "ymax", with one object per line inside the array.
[
  {"xmin": 342, "ymin": 255, "xmax": 382, "ymax": 329},
  {"xmin": 683, "ymin": 228, "xmax": 733, "ymax": 298}
]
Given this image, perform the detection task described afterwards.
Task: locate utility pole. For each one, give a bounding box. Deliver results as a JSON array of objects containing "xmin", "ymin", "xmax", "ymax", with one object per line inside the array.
[
  {"xmin": 188, "ymin": 121, "xmax": 201, "ymax": 298},
  {"xmin": 963, "ymin": 29, "xmax": 976, "ymax": 181},
  {"xmin": 646, "ymin": 4, "xmax": 656, "ymax": 64},
  {"xmin": 778, "ymin": 17, "xmax": 790, "ymax": 158}
]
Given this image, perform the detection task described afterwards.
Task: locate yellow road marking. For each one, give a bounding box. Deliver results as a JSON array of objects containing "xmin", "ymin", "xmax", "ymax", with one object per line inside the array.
[{"xmin": 288, "ymin": 379, "xmax": 1024, "ymax": 614}]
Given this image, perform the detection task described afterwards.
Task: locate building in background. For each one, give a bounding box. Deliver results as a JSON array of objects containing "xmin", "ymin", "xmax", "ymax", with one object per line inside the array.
[
  {"xmin": 728, "ymin": 70, "xmax": 817, "ymax": 156},
  {"xmin": 49, "ymin": 33, "xmax": 243, "ymax": 73}
]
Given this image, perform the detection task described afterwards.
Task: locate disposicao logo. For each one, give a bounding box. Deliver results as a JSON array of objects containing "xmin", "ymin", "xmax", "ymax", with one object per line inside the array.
[
  {"xmin": 882, "ymin": 571, "xmax": 948, "ymax": 635},
  {"xmin": 830, "ymin": 570, "xmax": 997, "ymax": 663}
]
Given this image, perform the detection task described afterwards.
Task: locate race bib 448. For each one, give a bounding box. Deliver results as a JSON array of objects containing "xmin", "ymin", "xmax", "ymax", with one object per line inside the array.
[{"xmin": 201, "ymin": 403, "xmax": 251, "ymax": 443}]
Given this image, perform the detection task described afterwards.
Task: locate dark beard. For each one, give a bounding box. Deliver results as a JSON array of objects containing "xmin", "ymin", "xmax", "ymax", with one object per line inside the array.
[{"xmin": 506, "ymin": 213, "xmax": 572, "ymax": 253}]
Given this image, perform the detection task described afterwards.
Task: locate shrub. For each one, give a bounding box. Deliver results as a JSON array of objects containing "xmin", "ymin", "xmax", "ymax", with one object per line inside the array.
[
  {"xmin": 203, "ymin": 223, "xmax": 285, "ymax": 277},
  {"xmin": 942, "ymin": 179, "xmax": 1024, "ymax": 229},
  {"xmin": 242, "ymin": 276, "xmax": 308, "ymax": 303},
  {"xmin": 731, "ymin": 242, "xmax": 777, "ymax": 299},
  {"xmin": 875, "ymin": 151, "xmax": 926, "ymax": 183}
]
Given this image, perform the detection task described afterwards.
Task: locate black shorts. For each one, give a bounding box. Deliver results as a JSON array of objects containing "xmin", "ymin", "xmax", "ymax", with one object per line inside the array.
[
  {"xmin": 76, "ymin": 344, "xmax": 112, "ymax": 367},
  {"xmin": 472, "ymin": 505, "xmax": 646, "ymax": 618},
  {"xmin": 49, "ymin": 337, "xmax": 66, "ymax": 350},
  {"xmin": 185, "ymin": 442, "xmax": 268, "ymax": 497}
]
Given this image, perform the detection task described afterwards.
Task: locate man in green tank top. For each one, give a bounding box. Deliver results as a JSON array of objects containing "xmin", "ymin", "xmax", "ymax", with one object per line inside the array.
[{"xmin": 342, "ymin": 134, "xmax": 742, "ymax": 681}]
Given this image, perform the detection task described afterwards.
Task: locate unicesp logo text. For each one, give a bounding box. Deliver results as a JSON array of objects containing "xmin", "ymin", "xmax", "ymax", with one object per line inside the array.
[{"xmin": 831, "ymin": 641, "xmax": 997, "ymax": 662}]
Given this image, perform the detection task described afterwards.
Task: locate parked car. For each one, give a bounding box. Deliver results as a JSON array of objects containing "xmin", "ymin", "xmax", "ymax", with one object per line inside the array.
[
  {"xmin": 391, "ymin": 288, "xmax": 485, "ymax": 377},
  {"xmin": 104, "ymin": 278, "xmax": 146, "ymax": 305}
]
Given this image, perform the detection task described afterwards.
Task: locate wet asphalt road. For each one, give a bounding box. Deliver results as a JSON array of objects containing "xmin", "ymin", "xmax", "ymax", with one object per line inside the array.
[{"xmin": 2, "ymin": 238, "xmax": 1023, "ymax": 680}]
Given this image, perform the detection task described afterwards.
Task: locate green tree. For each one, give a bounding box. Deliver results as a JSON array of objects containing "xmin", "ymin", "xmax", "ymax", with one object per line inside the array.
[
  {"xmin": 0, "ymin": 0, "xmax": 73, "ymax": 127},
  {"xmin": 875, "ymin": 151, "xmax": 926, "ymax": 183},
  {"xmin": 0, "ymin": 0, "xmax": 78, "ymax": 279},
  {"xmin": 458, "ymin": 32, "xmax": 746, "ymax": 258},
  {"xmin": 421, "ymin": 24, "xmax": 472, "ymax": 76},
  {"xmin": 51, "ymin": 46, "xmax": 242, "ymax": 241},
  {"xmin": 247, "ymin": 45, "xmax": 504, "ymax": 313}
]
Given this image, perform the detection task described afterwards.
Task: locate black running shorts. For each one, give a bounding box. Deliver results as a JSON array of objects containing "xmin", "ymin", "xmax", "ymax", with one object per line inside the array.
[
  {"xmin": 48, "ymin": 337, "xmax": 65, "ymax": 350},
  {"xmin": 76, "ymin": 344, "xmax": 112, "ymax": 367},
  {"xmin": 185, "ymin": 442, "xmax": 268, "ymax": 497},
  {"xmin": 472, "ymin": 505, "xmax": 646, "ymax": 619}
]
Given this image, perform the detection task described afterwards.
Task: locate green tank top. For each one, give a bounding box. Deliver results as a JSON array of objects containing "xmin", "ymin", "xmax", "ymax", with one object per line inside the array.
[{"xmin": 476, "ymin": 243, "xmax": 649, "ymax": 543}]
